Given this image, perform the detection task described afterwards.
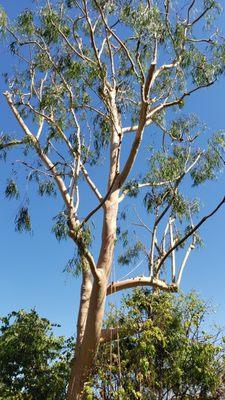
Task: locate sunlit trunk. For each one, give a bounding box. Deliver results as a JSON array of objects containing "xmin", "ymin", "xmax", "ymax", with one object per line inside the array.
[{"xmin": 67, "ymin": 191, "xmax": 120, "ymax": 400}]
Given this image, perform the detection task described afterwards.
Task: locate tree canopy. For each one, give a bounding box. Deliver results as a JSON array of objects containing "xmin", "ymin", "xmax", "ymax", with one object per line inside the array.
[{"xmin": 0, "ymin": 309, "xmax": 71, "ymax": 400}]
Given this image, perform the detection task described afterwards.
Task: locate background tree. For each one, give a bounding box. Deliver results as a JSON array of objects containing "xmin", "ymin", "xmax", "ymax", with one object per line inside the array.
[
  {"xmin": 1, "ymin": 0, "xmax": 225, "ymax": 398},
  {"xmin": 0, "ymin": 310, "xmax": 71, "ymax": 400},
  {"xmin": 91, "ymin": 290, "xmax": 225, "ymax": 400}
]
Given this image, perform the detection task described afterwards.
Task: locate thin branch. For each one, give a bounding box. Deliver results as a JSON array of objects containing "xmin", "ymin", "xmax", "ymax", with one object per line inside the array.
[
  {"xmin": 116, "ymin": 49, "xmax": 160, "ymax": 187},
  {"xmin": 169, "ymin": 217, "xmax": 176, "ymax": 282},
  {"xmin": 0, "ymin": 139, "xmax": 23, "ymax": 149},
  {"xmin": 98, "ymin": 37, "xmax": 107, "ymax": 59},
  {"xmin": 121, "ymin": 81, "xmax": 212, "ymax": 135},
  {"xmin": 132, "ymin": 207, "xmax": 152, "ymax": 235},
  {"xmin": 80, "ymin": 173, "xmax": 118, "ymax": 227},
  {"xmin": 162, "ymin": 222, "xmax": 169, "ymax": 254},
  {"xmin": 187, "ymin": 0, "xmax": 196, "ymax": 23},
  {"xmin": 177, "ymin": 241, "xmax": 195, "ymax": 287},
  {"xmin": 4, "ymin": 91, "xmax": 73, "ymax": 211},
  {"xmin": 157, "ymin": 195, "xmax": 225, "ymax": 272},
  {"xmin": 93, "ymin": 0, "xmax": 139, "ymax": 78},
  {"xmin": 82, "ymin": 104, "xmax": 106, "ymax": 118},
  {"xmin": 23, "ymin": 102, "xmax": 76, "ymax": 156},
  {"xmin": 68, "ymin": 225, "xmax": 99, "ymax": 281},
  {"xmin": 83, "ymin": 0, "xmax": 102, "ymax": 69},
  {"xmin": 149, "ymin": 223, "xmax": 157, "ymax": 277},
  {"xmin": 189, "ymin": 4, "xmax": 214, "ymax": 27},
  {"xmin": 149, "ymin": 80, "xmax": 216, "ymax": 120},
  {"xmin": 23, "ymin": 101, "xmax": 103, "ymax": 203},
  {"xmin": 51, "ymin": 19, "xmax": 95, "ymax": 65},
  {"xmin": 80, "ymin": 164, "xmax": 103, "ymax": 202},
  {"xmin": 119, "ymin": 153, "xmax": 202, "ymax": 202},
  {"xmin": 15, "ymin": 159, "xmax": 54, "ymax": 177}
]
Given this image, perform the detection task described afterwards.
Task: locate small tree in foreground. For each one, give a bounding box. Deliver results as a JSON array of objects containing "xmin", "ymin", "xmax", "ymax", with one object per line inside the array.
[
  {"xmin": 92, "ymin": 290, "xmax": 225, "ymax": 400},
  {"xmin": 1, "ymin": 0, "xmax": 225, "ymax": 398},
  {"xmin": 0, "ymin": 310, "xmax": 71, "ymax": 399}
]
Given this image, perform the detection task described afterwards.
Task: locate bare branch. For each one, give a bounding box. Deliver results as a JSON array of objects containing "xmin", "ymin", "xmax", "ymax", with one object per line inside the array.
[
  {"xmin": 189, "ymin": 4, "xmax": 215, "ymax": 27},
  {"xmin": 149, "ymin": 224, "xmax": 157, "ymax": 277},
  {"xmin": 82, "ymin": 104, "xmax": 106, "ymax": 118},
  {"xmin": 36, "ymin": 117, "xmax": 44, "ymax": 140},
  {"xmin": 15, "ymin": 159, "xmax": 55, "ymax": 177},
  {"xmin": 187, "ymin": 0, "xmax": 196, "ymax": 23},
  {"xmin": 93, "ymin": 0, "xmax": 140, "ymax": 78},
  {"xmin": 0, "ymin": 139, "xmax": 23, "ymax": 149},
  {"xmin": 106, "ymin": 32, "xmax": 116, "ymax": 87},
  {"xmin": 23, "ymin": 102, "xmax": 76, "ymax": 157},
  {"xmin": 22, "ymin": 100, "xmax": 104, "ymax": 205},
  {"xmin": 177, "ymin": 241, "xmax": 195, "ymax": 287},
  {"xmin": 169, "ymin": 217, "xmax": 176, "ymax": 282},
  {"xmin": 51, "ymin": 19, "xmax": 95, "ymax": 65},
  {"xmin": 119, "ymin": 153, "xmax": 202, "ymax": 202},
  {"xmin": 4, "ymin": 91, "xmax": 73, "ymax": 211},
  {"xmin": 157, "ymin": 195, "xmax": 225, "ymax": 272},
  {"xmin": 121, "ymin": 81, "xmax": 214, "ymax": 135},
  {"xmin": 107, "ymin": 276, "xmax": 177, "ymax": 296},
  {"xmin": 80, "ymin": 173, "xmax": 118, "ymax": 227},
  {"xmin": 162, "ymin": 222, "xmax": 169, "ymax": 254},
  {"xmin": 68, "ymin": 227, "xmax": 99, "ymax": 281},
  {"xmin": 117, "ymin": 48, "xmax": 161, "ymax": 187},
  {"xmin": 149, "ymin": 80, "xmax": 216, "ymax": 119},
  {"xmin": 80, "ymin": 164, "xmax": 103, "ymax": 202},
  {"xmin": 83, "ymin": 0, "xmax": 102, "ymax": 69}
]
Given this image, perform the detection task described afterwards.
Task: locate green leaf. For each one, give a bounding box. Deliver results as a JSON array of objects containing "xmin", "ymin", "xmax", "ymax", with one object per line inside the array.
[
  {"xmin": 14, "ymin": 207, "xmax": 31, "ymax": 232},
  {"xmin": 5, "ymin": 179, "xmax": 19, "ymax": 199}
]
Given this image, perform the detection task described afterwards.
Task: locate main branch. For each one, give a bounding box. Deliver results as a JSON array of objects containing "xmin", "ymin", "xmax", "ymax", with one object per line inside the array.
[{"xmin": 107, "ymin": 276, "xmax": 177, "ymax": 295}]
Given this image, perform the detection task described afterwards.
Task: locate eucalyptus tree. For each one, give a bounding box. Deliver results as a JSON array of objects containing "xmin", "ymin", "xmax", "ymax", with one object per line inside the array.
[{"xmin": 1, "ymin": 0, "xmax": 225, "ymax": 398}]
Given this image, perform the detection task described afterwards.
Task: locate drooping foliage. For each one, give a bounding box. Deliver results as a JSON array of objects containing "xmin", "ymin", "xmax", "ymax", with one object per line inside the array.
[
  {"xmin": 0, "ymin": 1, "xmax": 225, "ymax": 279},
  {"xmin": 1, "ymin": 1, "xmax": 225, "ymax": 397}
]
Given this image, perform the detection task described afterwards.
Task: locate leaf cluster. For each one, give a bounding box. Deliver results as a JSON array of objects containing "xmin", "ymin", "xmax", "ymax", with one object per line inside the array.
[
  {"xmin": 0, "ymin": 310, "xmax": 72, "ymax": 400},
  {"xmin": 89, "ymin": 290, "xmax": 225, "ymax": 399}
]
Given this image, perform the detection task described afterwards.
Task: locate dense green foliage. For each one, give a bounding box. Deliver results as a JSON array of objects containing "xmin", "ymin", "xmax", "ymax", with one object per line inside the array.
[
  {"xmin": 88, "ymin": 291, "xmax": 225, "ymax": 399},
  {"xmin": 0, "ymin": 310, "xmax": 71, "ymax": 400},
  {"xmin": 1, "ymin": 294, "xmax": 225, "ymax": 399}
]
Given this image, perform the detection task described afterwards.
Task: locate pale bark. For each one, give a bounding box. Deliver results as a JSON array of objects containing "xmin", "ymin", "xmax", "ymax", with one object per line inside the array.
[
  {"xmin": 3, "ymin": 7, "xmax": 222, "ymax": 397},
  {"xmin": 107, "ymin": 276, "xmax": 177, "ymax": 295},
  {"xmin": 66, "ymin": 86, "xmax": 122, "ymax": 399},
  {"xmin": 76, "ymin": 268, "xmax": 93, "ymax": 348},
  {"xmin": 66, "ymin": 191, "xmax": 120, "ymax": 399},
  {"xmin": 67, "ymin": 279, "xmax": 108, "ymax": 400}
]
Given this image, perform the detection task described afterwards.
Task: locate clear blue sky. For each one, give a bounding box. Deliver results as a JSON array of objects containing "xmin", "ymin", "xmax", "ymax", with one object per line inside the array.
[{"xmin": 0, "ymin": 1, "xmax": 225, "ymax": 338}]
